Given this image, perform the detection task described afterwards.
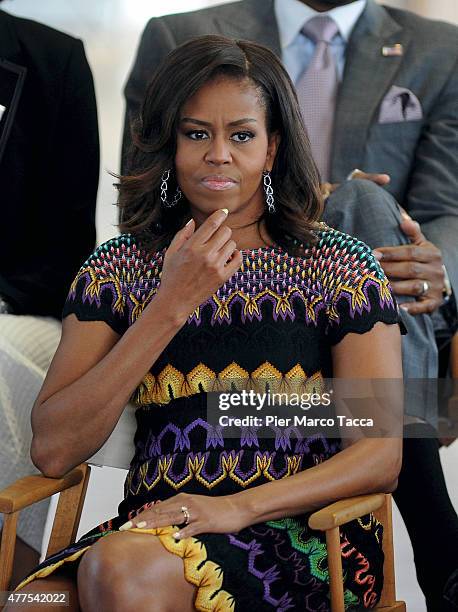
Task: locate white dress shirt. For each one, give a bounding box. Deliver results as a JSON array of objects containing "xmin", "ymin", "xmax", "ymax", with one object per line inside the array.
[{"xmin": 274, "ymin": 0, "xmax": 367, "ymax": 84}]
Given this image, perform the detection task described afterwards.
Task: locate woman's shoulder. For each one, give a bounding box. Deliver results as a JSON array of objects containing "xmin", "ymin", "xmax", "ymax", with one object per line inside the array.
[
  {"xmin": 309, "ymin": 223, "xmax": 384, "ymax": 279},
  {"xmin": 295, "ymin": 223, "xmax": 390, "ymax": 309}
]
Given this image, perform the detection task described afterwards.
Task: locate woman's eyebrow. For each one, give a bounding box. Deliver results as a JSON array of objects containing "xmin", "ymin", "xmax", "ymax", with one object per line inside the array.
[{"xmin": 180, "ymin": 117, "xmax": 258, "ymax": 127}]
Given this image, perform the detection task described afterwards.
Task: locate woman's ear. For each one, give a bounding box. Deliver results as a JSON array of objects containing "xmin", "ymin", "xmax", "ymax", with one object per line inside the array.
[{"xmin": 265, "ymin": 131, "xmax": 281, "ymax": 171}]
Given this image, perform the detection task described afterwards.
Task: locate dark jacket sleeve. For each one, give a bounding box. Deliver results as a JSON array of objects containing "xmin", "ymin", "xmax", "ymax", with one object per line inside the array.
[
  {"xmin": 50, "ymin": 38, "xmax": 99, "ymax": 306},
  {"xmin": 404, "ymin": 56, "xmax": 458, "ymax": 295},
  {"xmin": 121, "ymin": 17, "xmax": 177, "ymax": 175},
  {"xmin": 0, "ymin": 36, "xmax": 99, "ymax": 318}
]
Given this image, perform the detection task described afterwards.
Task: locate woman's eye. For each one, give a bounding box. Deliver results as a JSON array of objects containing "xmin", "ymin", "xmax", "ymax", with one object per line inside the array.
[
  {"xmin": 186, "ymin": 130, "xmax": 209, "ymax": 140},
  {"xmin": 231, "ymin": 131, "xmax": 255, "ymax": 143}
]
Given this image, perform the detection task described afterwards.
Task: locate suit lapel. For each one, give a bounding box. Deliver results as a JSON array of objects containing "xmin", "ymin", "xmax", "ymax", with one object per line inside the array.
[
  {"xmin": 213, "ymin": 0, "xmax": 281, "ymax": 57},
  {"xmin": 331, "ymin": 0, "xmax": 411, "ymax": 181},
  {"xmin": 0, "ymin": 11, "xmax": 26, "ymax": 165}
]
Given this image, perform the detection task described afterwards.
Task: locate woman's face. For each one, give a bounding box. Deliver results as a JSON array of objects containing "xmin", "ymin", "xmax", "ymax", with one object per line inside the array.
[{"xmin": 175, "ymin": 77, "xmax": 279, "ymax": 222}]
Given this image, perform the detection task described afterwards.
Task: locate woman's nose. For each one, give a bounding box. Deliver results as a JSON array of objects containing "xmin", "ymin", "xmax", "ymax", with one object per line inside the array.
[{"xmin": 204, "ymin": 136, "xmax": 232, "ymax": 165}]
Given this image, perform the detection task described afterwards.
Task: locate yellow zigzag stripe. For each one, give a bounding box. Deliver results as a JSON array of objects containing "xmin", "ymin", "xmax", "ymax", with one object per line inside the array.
[
  {"xmin": 15, "ymin": 546, "xmax": 92, "ymax": 592},
  {"xmin": 130, "ymin": 525, "xmax": 235, "ymax": 611},
  {"xmin": 134, "ymin": 362, "xmax": 324, "ymax": 406},
  {"xmin": 129, "ymin": 451, "xmax": 305, "ymax": 495}
]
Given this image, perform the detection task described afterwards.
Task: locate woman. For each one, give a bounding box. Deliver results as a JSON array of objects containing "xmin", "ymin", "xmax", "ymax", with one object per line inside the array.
[{"xmin": 12, "ymin": 36, "xmax": 403, "ymax": 611}]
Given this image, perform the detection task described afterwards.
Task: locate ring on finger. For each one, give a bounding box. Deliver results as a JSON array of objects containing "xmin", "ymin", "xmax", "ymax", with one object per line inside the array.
[
  {"xmin": 180, "ymin": 505, "xmax": 190, "ymax": 526},
  {"xmin": 346, "ymin": 168, "xmax": 362, "ymax": 181},
  {"xmin": 419, "ymin": 280, "xmax": 429, "ymax": 296}
]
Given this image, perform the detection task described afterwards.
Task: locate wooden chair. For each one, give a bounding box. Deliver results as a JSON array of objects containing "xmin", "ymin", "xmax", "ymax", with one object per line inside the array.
[{"xmin": 0, "ymin": 405, "xmax": 406, "ymax": 611}]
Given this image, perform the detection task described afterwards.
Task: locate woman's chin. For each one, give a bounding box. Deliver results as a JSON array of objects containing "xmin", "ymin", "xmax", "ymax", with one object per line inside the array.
[{"xmin": 187, "ymin": 193, "xmax": 239, "ymax": 215}]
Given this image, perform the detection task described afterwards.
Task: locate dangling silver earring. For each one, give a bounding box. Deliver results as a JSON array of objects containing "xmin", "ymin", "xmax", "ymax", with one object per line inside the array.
[
  {"xmin": 161, "ymin": 169, "xmax": 183, "ymax": 208},
  {"xmin": 263, "ymin": 170, "xmax": 275, "ymax": 213}
]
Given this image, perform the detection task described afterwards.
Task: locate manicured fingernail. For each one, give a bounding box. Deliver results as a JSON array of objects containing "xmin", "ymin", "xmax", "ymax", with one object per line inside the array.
[
  {"xmin": 137, "ymin": 521, "xmax": 147, "ymax": 528},
  {"xmin": 373, "ymin": 250, "xmax": 383, "ymax": 261},
  {"xmin": 173, "ymin": 532, "xmax": 181, "ymax": 540},
  {"xmin": 119, "ymin": 521, "xmax": 133, "ymax": 531},
  {"xmin": 221, "ymin": 208, "xmax": 229, "ymax": 215},
  {"xmin": 185, "ymin": 218, "xmax": 193, "ymax": 226}
]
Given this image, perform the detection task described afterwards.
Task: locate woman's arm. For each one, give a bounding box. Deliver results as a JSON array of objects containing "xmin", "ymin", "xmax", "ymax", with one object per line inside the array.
[
  {"xmin": 232, "ymin": 321, "xmax": 403, "ymax": 524},
  {"xmin": 31, "ymin": 294, "xmax": 184, "ymax": 478},
  {"xmin": 31, "ymin": 210, "xmax": 242, "ymax": 478}
]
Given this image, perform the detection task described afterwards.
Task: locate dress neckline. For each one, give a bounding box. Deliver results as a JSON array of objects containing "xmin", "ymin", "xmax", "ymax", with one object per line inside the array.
[{"xmin": 239, "ymin": 245, "xmax": 282, "ymax": 254}]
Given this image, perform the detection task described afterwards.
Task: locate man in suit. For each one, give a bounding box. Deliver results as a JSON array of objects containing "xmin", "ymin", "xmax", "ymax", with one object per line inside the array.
[
  {"xmin": 0, "ymin": 3, "xmax": 99, "ymax": 586},
  {"xmin": 121, "ymin": 1, "xmax": 458, "ymax": 608}
]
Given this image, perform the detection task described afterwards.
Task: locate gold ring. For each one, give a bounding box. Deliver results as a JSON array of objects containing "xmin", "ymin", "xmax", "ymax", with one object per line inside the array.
[
  {"xmin": 347, "ymin": 168, "xmax": 362, "ymax": 181},
  {"xmin": 180, "ymin": 505, "xmax": 190, "ymax": 526}
]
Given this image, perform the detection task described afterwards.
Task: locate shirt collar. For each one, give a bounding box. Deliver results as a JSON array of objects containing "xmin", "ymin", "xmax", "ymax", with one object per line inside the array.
[{"xmin": 274, "ymin": 0, "xmax": 367, "ymax": 48}]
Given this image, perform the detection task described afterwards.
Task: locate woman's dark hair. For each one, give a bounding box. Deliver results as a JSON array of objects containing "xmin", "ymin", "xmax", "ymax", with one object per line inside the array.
[{"xmin": 118, "ymin": 35, "xmax": 323, "ymax": 254}]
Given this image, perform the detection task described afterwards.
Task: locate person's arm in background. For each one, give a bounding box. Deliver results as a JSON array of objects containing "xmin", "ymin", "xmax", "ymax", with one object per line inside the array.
[
  {"xmin": 407, "ymin": 57, "xmax": 458, "ymax": 295},
  {"xmin": 0, "ymin": 38, "xmax": 99, "ymax": 318},
  {"xmin": 376, "ymin": 57, "xmax": 458, "ymax": 315},
  {"xmin": 50, "ymin": 38, "xmax": 99, "ymax": 314},
  {"xmin": 121, "ymin": 18, "xmax": 177, "ymax": 176}
]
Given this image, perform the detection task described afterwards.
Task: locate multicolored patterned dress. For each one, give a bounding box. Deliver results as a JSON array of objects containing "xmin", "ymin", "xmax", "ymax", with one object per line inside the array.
[{"xmin": 18, "ymin": 224, "xmax": 402, "ymax": 611}]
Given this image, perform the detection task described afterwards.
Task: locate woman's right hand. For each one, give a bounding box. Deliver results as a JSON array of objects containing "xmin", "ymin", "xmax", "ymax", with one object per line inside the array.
[{"xmin": 154, "ymin": 209, "xmax": 243, "ymax": 323}]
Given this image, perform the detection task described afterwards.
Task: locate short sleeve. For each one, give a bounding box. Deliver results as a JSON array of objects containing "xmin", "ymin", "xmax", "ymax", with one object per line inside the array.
[
  {"xmin": 323, "ymin": 231, "xmax": 404, "ymax": 345},
  {"xmin": 62, "ymin": 237, "xmax": 129, "ymax": 335}
]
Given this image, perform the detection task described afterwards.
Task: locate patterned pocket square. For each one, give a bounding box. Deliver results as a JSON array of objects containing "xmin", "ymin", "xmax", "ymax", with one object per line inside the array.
[{"xmin": 378, "ymin": 85, "xmax": 423, "ymax": 123}]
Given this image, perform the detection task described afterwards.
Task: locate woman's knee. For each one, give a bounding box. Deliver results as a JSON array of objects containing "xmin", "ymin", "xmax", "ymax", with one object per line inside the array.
[
  {"xmin": 78, "ymin": 534, "xmax": 129, "ymax": 591},
  {"xmin": 77, "ymin": 532, "xmax": 194, "ymax": 611}
]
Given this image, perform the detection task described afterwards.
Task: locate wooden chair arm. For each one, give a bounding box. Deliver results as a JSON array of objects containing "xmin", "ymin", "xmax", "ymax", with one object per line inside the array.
[
  {"xmin": 308, "ymin": 493, "xmax": 386, "ymax": 531},
  {"xmin": 308, "ymin": 494, "xmax": 393, "ymax": 611},
  {"xmin": 0, "ymin": 465, "xmax": 87, "ymax": 514}
]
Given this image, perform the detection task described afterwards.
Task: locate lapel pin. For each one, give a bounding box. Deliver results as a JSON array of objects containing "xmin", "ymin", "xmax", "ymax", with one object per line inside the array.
[{"xmin": 382, "ymin": 44, "xmax": 403, "ymax": 57}]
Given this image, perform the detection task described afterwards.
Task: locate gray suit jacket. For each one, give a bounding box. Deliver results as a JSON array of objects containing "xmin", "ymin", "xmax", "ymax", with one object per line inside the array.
[{"xmin": 122, "ymin": 0, "xmax": 458, "ymax": 294}]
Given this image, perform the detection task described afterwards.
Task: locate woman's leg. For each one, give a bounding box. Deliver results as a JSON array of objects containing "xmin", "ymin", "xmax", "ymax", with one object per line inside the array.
[
  {"xmin": 3, "ymin": 575, "xmax": 80, "ymax": 611},
  {"xmin": 77, "ymin": 532, "xmax": 196, "ymax": 612}
]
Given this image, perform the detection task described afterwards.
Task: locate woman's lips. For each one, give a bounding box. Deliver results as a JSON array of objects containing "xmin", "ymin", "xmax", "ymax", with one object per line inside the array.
[{"xmin": 201, "ymin": 176, "xmax": 237, "ymax": 191}]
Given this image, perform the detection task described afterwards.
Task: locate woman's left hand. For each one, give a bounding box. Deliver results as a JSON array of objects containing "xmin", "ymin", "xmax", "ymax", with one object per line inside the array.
[{"xmin": 118, "ymin": 492, "xmax": 252, "ymax": 540}]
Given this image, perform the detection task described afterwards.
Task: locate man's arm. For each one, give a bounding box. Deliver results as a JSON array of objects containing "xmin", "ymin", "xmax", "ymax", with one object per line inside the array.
[
  {"xmin": 45, "ymin": 38, "xmax": 99, "ymax": 317},
  {"xmin": 404, "ymin": 56, "xmax": 458, "ymax": 296},
  {"xmin": 420, "ymin": 216, "xmax": 458, "ymax": 299},
  {"xmin": 0, "ymin": 38, "xmax": 99, "ymax": 318},
  {"xmin": 121, "ymin": 18, "xmax": 177, "ymax": 175}
]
